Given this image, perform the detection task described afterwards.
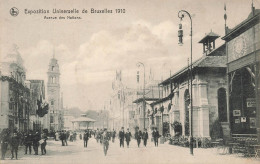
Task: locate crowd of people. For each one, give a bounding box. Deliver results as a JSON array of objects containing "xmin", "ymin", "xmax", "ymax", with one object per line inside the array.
[
  {"xmin": 0, "ymin": 128, "xmax": 48, "ymax": 160},
  {"xmin": 0, "ymin": 127, "xmax": 161, "ymax": 159}
]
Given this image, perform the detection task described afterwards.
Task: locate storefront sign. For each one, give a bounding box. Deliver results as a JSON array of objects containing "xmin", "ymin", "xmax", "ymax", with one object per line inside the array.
[
  {"xmin": 241, "ymin": 117, "xmax": 246, "ymax": 122},
  {"xmin": 233, "ymin": 110, "xmax": 241, "ymax": 116},
  {"xmin": 247, "ymin": 98, "xmax": 256, "ymax": 107},
  {"xmin": 250, "ymin": 117, "xmax": 256, "ymax": 128}
]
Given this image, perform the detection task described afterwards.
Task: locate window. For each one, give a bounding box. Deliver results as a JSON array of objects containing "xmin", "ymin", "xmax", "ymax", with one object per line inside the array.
[
  {"xmin": 50, "ymin": 115, "xmax": 54, "ymax": 123},
  {"xmin": 52, "ymin": 66, "xmax": 54, "ymax": 71},
  {"xmin": 51, "ymin": 100, "xmax": 54, "ymax": 105}
]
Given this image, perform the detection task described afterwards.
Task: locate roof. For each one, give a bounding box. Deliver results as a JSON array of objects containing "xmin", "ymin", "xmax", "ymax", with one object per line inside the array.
[
  {"xmin": 222, "ymin": 9, "xmax": 260, "ymax": 41},
  {"xmin": 150, "ymin": 92, "xmax": 174, "ymax": 106},
  {"xmin": 71, "ymin": 117, "xmax": 96, "ymax": 122},
  {"xmin": 159, "ymin": 46, "xmax": 226, "ymax": 86},
  {"xmin": 198, "ymin": 31, "xmax": 220, "ymax": 43},
  {"xmin": 133, "ymin": 98, "xmax": 159, "ymax": 104}
]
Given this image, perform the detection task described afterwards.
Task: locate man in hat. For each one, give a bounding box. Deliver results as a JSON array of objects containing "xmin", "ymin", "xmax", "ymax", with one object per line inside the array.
[
  {"xmin": 83, "ymin": 130, "xmax": 89, "ymax": 148},
  {"xmin": 152, "ymin": 128, "xmax": 160, "ymax": 147},
  {"xmin": 125, "ymin": 128, "xmax": 132, "ymax": 148},
  {"xmin": 10, "ymin": 132, "xmax": 20, "ymax": 160},
  {"xmin": 112, "ymin": 129, "xmax": 116, "ymax": 143},
  {"xmin": 119, "ymin": 127, "xmax": 125, "ymax": 148},
  {"xmin": 102, "ymin": 128, "xmax": 110, "ymax": 156},
  {"xmin": 0, "ymin": 129, "xmax": 10, "ymax": 160},
  {"xmin": 32, "ymin": 131, "xmax": 40, "ymax": 155},
  {"xmin": 40, "ymin": 133, "xmax": 48, "ymax": 155},
  {"xmin": 24, "ymin": 131, "xmax": 33, "ymax": 154},
  {"xmin": 142, "ymin": 128, "xmax": 149, "ymax": 147}
]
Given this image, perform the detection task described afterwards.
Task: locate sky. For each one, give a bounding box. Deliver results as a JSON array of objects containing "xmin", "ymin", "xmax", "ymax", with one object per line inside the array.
[{"xmin": 1, "ymin": 0, "xmax": 259, "ymax": 111}]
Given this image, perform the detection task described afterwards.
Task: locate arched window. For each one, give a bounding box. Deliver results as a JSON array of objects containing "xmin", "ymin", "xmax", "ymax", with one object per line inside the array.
[
  {"xmin": 53, "ymin": 76, "xmax": 56, "ymax": 83},
  {"xmin": 184, "ymin": 89, "xmax": 190, "ymax": 136},
  {"xmin": 51, "ymin": 100, "xmax": 54, "ymax": 106},
  {"xmin": 52, "ymin": 66, "xmax": 54, "ymax": 71},
  {"xmin": 50, "ymin": 115, "xmax": 54, "ymax": 123},
  {"xmin": 218, "ymin": 88, "xmax": 227, "ymax": 122}
]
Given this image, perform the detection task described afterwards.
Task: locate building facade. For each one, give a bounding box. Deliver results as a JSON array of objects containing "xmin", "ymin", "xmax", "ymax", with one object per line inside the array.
[
  {"xmin": 157, "ymin": 33, "xmax": 227, "ymax": 139},
  {"xmin": 222, "ymin": 6, "xmax": 260, "ymax": 142},
  {"xmin": 26, "ymin": 80, "xmax": 48, "ymax": 131},
  {"xmin": 0, "ymin": 45, "xmax": 30, "ymax": 133}
]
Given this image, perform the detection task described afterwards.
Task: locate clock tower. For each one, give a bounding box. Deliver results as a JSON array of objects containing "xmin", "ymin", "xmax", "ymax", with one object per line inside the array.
[{"xmin": 47, "ymin": 54, "xmax": 61, "ymax": 131}]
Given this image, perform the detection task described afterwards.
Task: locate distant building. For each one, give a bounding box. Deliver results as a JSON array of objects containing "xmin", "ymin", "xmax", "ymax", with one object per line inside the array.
[
  {"xmin": 133, "ymin": 72, "xmax": 160, "ymax": 131},
  {"xmin": 26, "ymin": 80, "xmax": 48, "ymax": 131},
  {"xmin": 0, "ymin": 45, "xmax": 30, "ymax": 133},
  {"xmin": 63, "ymin": 107, "xmax": 75, "ymax": 130},
  {"xmin": 47, "ymin": 54, "xmax": 63, "ymax": 131}
]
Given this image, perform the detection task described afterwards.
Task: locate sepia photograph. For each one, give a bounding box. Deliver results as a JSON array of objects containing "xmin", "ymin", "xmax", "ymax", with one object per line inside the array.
[{"xmin": 0, "ymin": 0, "xmax": 260, "ymax": 163}]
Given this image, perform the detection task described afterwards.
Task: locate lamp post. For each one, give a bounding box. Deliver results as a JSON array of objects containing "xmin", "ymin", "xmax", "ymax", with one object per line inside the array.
[
  {"xmin": 137, "ymin": 62, "xmax": 146, "ymax": 130},
  {"xmin": 178, "ymin": 10, "xmax": 194, "ymax": 155}
]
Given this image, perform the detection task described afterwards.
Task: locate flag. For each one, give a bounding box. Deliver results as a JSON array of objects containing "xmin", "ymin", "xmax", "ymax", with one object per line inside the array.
[{"xmin": 36, "ymin": 99, "xmax": 49, "ymax": 117}]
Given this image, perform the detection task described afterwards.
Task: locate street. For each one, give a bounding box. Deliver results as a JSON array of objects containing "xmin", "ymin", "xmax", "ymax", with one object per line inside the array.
[{"xmin": 1, "ymin": 138, "xmax": 260, "ymax": 164}]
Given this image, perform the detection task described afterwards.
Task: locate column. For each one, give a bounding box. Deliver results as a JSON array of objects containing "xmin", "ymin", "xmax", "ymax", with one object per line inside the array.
[{"xmin": 198, "ymin": 80, "xmax": 210, "ymax": 137}]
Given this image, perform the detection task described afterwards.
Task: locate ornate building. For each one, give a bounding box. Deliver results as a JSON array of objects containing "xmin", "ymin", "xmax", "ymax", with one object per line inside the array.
[
  {"xmin": 0, "ymin": 45, "xmax": 30, "ymax": 133},
  {"xmin": 47, "ymin": 55, "xmax": 63, "ymax": 131}
]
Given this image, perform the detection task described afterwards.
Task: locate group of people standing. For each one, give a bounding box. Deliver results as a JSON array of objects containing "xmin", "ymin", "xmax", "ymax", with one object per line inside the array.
[
  {"xmin": 118, "ymin": 127, "xmax": 159, "ymax": 148},
  {"xmin": 0, "ymin": 129, "xmax": 48, "ymax": 160}
]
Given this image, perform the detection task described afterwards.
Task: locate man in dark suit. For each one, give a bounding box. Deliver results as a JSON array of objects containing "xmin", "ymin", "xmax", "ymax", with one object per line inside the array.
[
  {"xmin": 33, "ymin": 131, "xmax": 40, "ymax": 155},
  {"xmin": 112, "ymin": 129, "xmax": 116, "ymax": 143},
  {"xmin": 0, "ymin": 129, "xmax": 10, "ymax": 160},
  {"xmin": 10, "ymin": 132, "xmax": 20, "ymax": 160},
  {"xmin": 83, "ymin": 130, "xmax": 89, "ymax": 148},
  {"xmin": 119, "ymin": 127, "xmax": 125, "ymax": 148},
  {"xmin": 152, "ymin": 128, "xmax": 160, "ymax": 147},
  {"xmin": 125, "ymin": 128, "xmax": 132, "ymax": 148},
  {"xmin": 24, "ymin": 132, "xmax": 33, "ymax": 155},
  {"xmin": 142, "ymin": 128, "xmax": 148, "ymax": 147}
]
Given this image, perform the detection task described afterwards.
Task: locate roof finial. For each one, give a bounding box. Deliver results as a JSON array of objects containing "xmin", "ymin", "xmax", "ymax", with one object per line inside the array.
[
  {"xmin": 252, "ymin": 0, "xmax": 255, "ymax": 16},
  {"xmin": 224, "ymin": 3, "xmax": 227, "ymax": 35}
]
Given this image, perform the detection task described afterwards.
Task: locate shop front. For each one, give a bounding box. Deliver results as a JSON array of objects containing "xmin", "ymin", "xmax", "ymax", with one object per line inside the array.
[{"xmin": 223, "ymin": 7, "xmax": 260, "ymax": 141}]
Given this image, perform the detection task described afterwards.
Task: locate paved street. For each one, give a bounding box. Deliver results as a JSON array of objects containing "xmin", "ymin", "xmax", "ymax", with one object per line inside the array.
[{"xmin": 1, "ymin": 138, "xmax": 260, "ymax": 164}]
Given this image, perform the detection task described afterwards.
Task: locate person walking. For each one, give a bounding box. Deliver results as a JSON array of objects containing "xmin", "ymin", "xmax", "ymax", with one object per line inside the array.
[
  {"xmin": 83, "ymin": 130, "xmax": 89, "ymax": 148},
  {"xmin": 33, "ymin": 131, "xmax": 40, "ymax": 155},
  {"xmin": 125, "ymin": 128, "xmax": 132, "ymax": 148},
  {"xmin": 40, "ymin": 133, "xmax": 48, "ymax": 155},
  {"xmin": 102, "ymin": 128, "xmax": 110, "ymax": 156},
  {"xmin": 24, "ymin": 132, "xmax": 33, "ymax": 155},
  {"xmin": 112, "ymin": 129, "xmax": 116, "ymax": 143},
  {"xmin": 135, "ymin": 130, "xmax": 142, "ymax": 147},
  {"xmin": 79, "ymin": 133, "xmax": 82, "ymax": 140},
  {"xmin": 10, "ymin": 132, "xmax": 20, "ymax": 160},
  {"xmin": 152, "ymin": 128, "xmax": 160, "ymax": 147},
  {"xmin": 95, "ymin": 129, "xmax": 100, "ymax": 143},
  {"xmin": 119, "ymin": 127, "xmax": 125, "ymax": 148},
  {"xmin": 142, "ymin": 128, "xmax": 148, "ymax": 147},
  {"xmin": 55, "ymin": 131, "xmax": 59, "ymax": 141},
  {"xmin": 64, "ymin": 131, "xmax": 68, "ymax": 146},
  {"xmin": 0, "ymin": 129, "xmax": 10, "ymax": 160}
]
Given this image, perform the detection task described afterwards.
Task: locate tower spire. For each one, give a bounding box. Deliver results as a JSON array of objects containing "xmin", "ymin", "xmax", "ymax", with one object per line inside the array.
[{"xmin": 224, "ymin": 3, "xmax": 227, "ymax": 35}]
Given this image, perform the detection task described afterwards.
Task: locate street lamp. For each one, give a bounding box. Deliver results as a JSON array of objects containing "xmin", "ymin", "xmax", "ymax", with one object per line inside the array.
[
  {"xmin": 178, "ymin": 10, "xmax": 194, "ymax": 155},
  {"xmin": 136, "ymin": 62, "xmax": 146, "ymax": 130}
]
